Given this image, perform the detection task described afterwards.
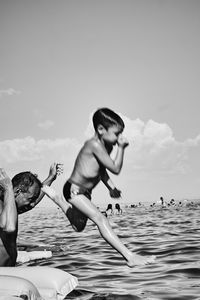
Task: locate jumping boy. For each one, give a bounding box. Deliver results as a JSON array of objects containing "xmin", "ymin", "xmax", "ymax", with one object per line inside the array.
[{"xmin": 42, "ymin": 108, "xmax": 155, "ymax": 267}]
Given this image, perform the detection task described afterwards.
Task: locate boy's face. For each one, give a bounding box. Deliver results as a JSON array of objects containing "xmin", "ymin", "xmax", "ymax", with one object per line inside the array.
[{"xmin": 102, "ymin": 125, "xmax": 123, "ymax": 145}]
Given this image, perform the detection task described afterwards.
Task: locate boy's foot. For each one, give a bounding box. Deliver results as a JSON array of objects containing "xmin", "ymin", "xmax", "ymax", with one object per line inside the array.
[
  {"xmin": 126, "ymin": 253, "xmax": 156, "ymax": 267},
  {"xmin": 42, "ymin": 185, "xmax": 70, "ymax": 213},
  {"xmin": 42, "ymin": 185, "xmax": 57, "ymax": 199}
]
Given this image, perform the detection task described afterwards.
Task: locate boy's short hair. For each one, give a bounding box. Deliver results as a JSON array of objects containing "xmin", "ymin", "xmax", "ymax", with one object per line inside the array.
[
  {"xmin": 92, "ymin": 108, "xmax": 125, "ymax": 131},
  {"xmin": 12, "ymin": 171, "xmax": 42, "ymax": 196}
]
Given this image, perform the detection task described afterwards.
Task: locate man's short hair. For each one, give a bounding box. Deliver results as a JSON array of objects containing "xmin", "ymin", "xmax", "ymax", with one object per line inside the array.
[
  {"xmin": 12, "ymin": 171, "xmax": 42, "ymax": 195},
  {"xmin": 92, "ymin": 107, "xmax": 125, "ymax": 131}
]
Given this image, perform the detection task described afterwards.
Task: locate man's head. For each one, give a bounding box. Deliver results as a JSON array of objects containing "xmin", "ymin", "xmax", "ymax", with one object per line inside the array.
[
  {"xmin": 12, "ymin": 172, "xmax": 42, "ymax": 214},
  {"xmin": 92, "ymin": 108, "xmax": 125, "ymax": 145}
]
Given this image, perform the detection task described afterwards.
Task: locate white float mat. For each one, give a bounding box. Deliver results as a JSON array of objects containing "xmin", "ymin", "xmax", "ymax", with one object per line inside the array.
[{"xmin": 0, "ymin": 266, "xmax": 78, "ymax": 300}]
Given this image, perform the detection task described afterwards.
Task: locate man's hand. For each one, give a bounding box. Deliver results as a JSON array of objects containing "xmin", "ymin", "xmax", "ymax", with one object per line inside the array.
[
  {"xmin": 48, "ymin": 163, "xmax": 63, "ymax": 181},
  {"xmin": 0, "ymin": 168, "xmax": 12, "ymax": 191},
  {"xmin": 110, "ymin": 188, "xmax": 121, "ymax": 198},
  {"xmin": 0, "ymin": 168, "xmax": 16, "ymax": 232}
]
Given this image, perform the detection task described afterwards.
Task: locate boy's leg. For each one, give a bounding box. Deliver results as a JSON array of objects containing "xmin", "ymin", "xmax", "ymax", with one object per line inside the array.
[
  {"xmin": 63, "ymin": 181, "xmax": 88, "ymax": 232},
  {"xmin": 68, "ymin": 194, "xmax": 155, "ymax": 267},
  {"xmin": 42, "ymin": 185, "xmax": 70, "ymax": 213},
  {"xmin": 42, "ymin": 185, "xmax": 88, "ymax": 232}
]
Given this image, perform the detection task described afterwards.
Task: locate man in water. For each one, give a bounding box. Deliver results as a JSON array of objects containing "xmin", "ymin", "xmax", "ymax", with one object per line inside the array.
[{"xmin": 0, "ymin": 163, "xmax": 62, "ymax": 266}]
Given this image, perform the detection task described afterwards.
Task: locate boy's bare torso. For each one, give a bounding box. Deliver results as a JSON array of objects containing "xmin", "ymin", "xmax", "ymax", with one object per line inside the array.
[{"xmin": 70, "ymin": 137, "xmax": 109, "ymax": 190}]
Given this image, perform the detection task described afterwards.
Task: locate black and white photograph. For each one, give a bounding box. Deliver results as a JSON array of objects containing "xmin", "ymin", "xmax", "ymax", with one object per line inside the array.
[{"xmin": 1, "ymin": 1, "xmax": 200, "ymax": 299}]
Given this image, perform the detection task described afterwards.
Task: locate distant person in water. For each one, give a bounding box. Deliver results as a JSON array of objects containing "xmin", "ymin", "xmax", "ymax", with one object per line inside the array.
[
  {"xmin": 169, "ymin": 199, "xmax": 176, "ymax": 207},
  {"xmin": 0, "ymin": 163, "xmax": 62, "ymax": 266},
  {"xmin": 160, "ymin": 197, "xmax": 167, "ymax": 207},
  {"xmin": 155, "ymin": 196, "xmax": 167, "ymax": 208},
  {"xmin": 114, "ymin": 203, "xmax": 122, "ymax": 215},
  {"xmin": 105, "ymin": 203, "xmax": 113, "ymax": 216},
  {"xmin": 43, "ymin": 107, "xmax": 155, "ymax": 267}
]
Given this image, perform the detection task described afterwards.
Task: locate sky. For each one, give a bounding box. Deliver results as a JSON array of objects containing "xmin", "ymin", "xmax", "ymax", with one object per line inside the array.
[{"xmin": 1, "ymin": 0, "xmax": 200, "ymax": 208}]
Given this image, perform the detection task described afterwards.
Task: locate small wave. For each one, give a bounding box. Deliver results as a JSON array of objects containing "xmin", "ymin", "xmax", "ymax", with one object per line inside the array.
[{"xmin": 167, "ymin": 267, "xmax": 200, "ymax": 277}]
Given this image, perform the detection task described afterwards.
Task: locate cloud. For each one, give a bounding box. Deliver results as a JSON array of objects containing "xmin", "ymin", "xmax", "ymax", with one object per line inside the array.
[
  {"xmin": 121, "ymin": 115, "xmax": 200, "ymax": 174},
  {"xmin": 38, "ymin": 120, "xmax": 54, "ymax": 130},
  {"xmin": 0, "ymin": 136, "xmax": 80, "ymax": 164},
  {"xmin": 1, "ymin": 113, "xmax": 200, "ymax": 179},
  {"xmin": 0, "ymin": 88, "xmax": 21, "ymax": 97}
]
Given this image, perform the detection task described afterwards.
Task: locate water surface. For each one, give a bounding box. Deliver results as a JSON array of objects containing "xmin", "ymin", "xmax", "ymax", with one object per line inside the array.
[{"xmin": 18, "ymin": 205, "xmax": 200, "ymax": 299}]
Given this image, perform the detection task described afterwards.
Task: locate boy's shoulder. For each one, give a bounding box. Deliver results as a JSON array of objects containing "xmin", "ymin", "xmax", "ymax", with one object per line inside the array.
[
  {"xmin": 82, "ymin": 137, "xmax": 109, "ymax": 156},
  {"xmin": 84, "ymin": 137, "xmax": 102, "ymax": 150}
]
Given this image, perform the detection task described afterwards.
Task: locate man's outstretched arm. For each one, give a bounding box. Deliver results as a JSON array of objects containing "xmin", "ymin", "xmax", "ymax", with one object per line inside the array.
[
  {"xmin": 33, "ymin": 162, "xmax": 63, "ymax": 207},
  {"xmin": 18, "ymin": 163, "xmax": 63, "ymax": 214}
]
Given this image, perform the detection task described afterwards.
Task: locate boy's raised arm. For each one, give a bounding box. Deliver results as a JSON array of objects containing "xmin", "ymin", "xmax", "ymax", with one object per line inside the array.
[
  {"xmin": 100, "ymin": 169, "xmax": 121, "ymax": 198},
  {"xmin": 93, "ymin": 135, "xmax": 129, "ymax": 175}
]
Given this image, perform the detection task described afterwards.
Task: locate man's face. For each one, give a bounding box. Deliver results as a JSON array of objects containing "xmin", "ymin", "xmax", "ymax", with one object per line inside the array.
[{"xmin": 14, "ymin": 181, "xmax": 41, "ymax": 213}]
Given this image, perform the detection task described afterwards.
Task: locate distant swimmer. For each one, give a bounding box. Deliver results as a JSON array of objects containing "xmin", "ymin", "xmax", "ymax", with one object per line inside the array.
[
  {"xmin": 106, "ymin": 203, "xmax": 113, "ymax": 216},
  {"xmin": 155, "ymin": 196, "xmax": 167, "ymax": 208},
  {"xmin": 43, "ymin": 107, "xmax": 156, "ymax": 267},
  {"xmin": 168, "ymin": 198, "xmax": 176, "ymax": 208},
  {"xmin": 114, "ymin": 203, "xmax": 122, "ymax": 215}
]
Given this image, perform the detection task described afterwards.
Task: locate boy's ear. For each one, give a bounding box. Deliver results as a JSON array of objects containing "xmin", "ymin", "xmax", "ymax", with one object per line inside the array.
[{"xmin": 97, "ymin": 124, "xmax": 106, "ymax": 135}]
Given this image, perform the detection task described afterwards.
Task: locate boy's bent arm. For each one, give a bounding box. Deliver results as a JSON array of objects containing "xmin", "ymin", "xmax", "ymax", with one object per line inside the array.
[
  {"xmin": 93, "ymin": 141, "xmax": 126, "ymax": 175},
  {"xmin": 100, "ymin": 169, "xmax": 115, "ymax": 190},
  {"xmin": 100, "ymin": 169, "xmax": 122, "ymax": 198}
]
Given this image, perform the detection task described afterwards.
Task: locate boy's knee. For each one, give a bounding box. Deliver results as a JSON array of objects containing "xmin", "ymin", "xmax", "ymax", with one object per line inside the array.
[{"xmin": 93, "ymin": 213, "xmax": 107, "ymax": 225}]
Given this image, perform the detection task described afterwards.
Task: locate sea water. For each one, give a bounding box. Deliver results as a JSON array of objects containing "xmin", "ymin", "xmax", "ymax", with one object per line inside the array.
[{"xmin": 18, "ymin": 205, "xmax": 200, "ymax": 300}]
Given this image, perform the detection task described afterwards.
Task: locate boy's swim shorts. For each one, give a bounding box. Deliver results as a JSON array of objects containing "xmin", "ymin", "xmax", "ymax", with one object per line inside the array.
[{"xmin": 63, "ymin": 180, "xmax": 92, "ymax": 201}]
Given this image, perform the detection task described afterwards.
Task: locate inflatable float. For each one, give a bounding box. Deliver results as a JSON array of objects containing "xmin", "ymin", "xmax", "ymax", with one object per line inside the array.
[
  {"xmin": 0, "ymin": 266, "xmax": 78, "ymax": 300},
  {"xmin": 17, "ymin": 250, "xmax": 53, "ymax": 263}
]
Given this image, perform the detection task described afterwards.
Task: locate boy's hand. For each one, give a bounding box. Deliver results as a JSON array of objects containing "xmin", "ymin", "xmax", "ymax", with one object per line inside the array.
[
  {"xmin": 110, "ymin": 188, "xmax": 121, "ymax": 198},
  {"xmin": 48, "ymin": 163, "xmax": 63, "ymax": 181},
  {"xmin": 117, "ymin": 135, "xmax": 129, "ymax": 148}
]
